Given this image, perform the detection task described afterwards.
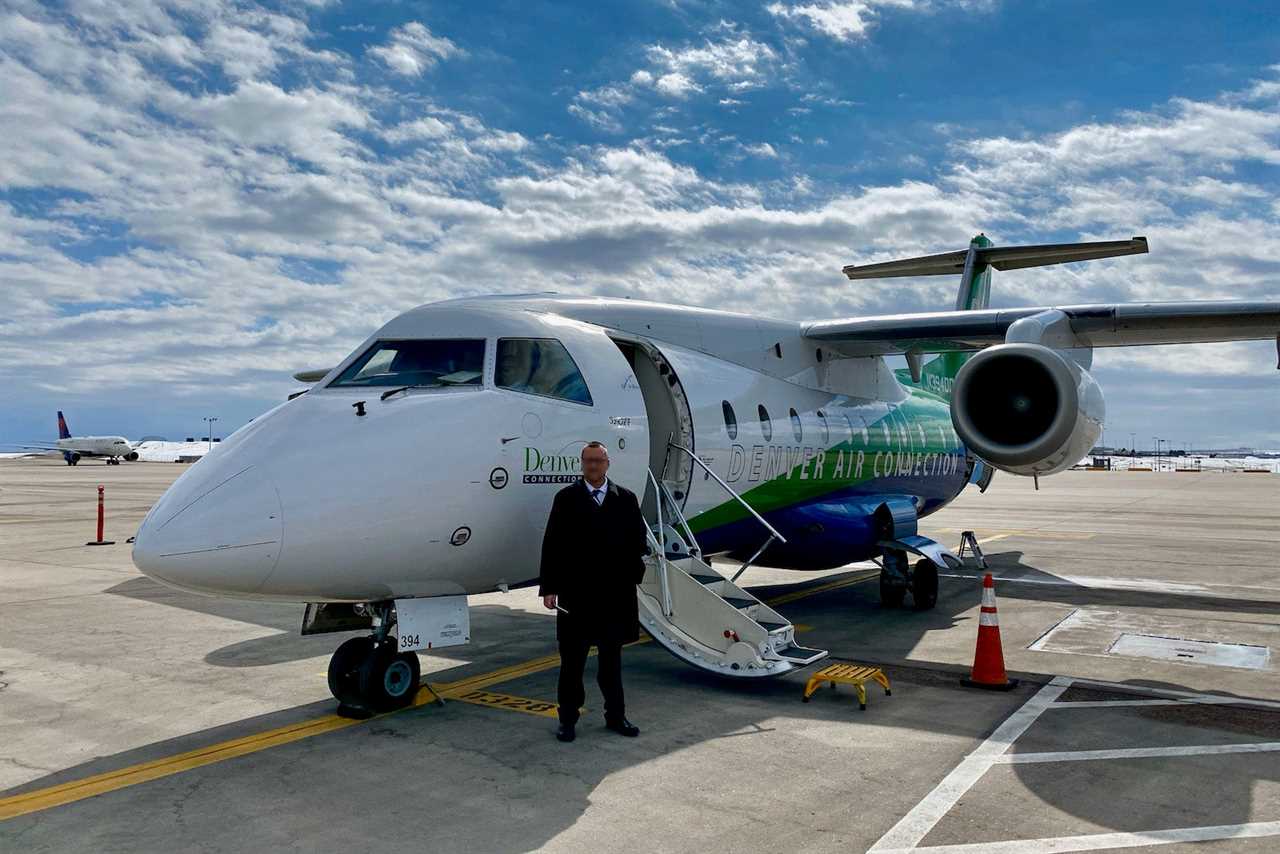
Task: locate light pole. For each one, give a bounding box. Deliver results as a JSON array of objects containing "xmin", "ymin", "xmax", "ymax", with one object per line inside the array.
[
  {"xmin": 1129, "ymin": 432, "xmax": 1136, "ymax": 465},
  {"xmin": 203, "ymin": 416, "xmax": 219, "ymax": 451},
  {"xmin": 1153, "ymin": 436, "xmax": 1161, "ymax": 472}
]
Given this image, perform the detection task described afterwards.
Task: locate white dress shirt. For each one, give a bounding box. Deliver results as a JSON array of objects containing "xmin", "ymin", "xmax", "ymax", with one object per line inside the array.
[{"xmin": 583, "ymin": 477, "xmax": 608, "ymax": 506}]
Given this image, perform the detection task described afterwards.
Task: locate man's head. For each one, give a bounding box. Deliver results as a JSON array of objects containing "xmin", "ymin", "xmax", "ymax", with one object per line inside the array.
[{"xmin": 581, "ymin": 441, "xmax": 609, "ymax": 487}]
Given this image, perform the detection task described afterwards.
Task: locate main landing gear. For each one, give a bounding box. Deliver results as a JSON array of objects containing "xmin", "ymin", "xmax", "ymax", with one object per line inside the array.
[
  {"xmin": 879, "ymin": 550, "xmax": 939, "ymax": 610},
  {"xmin": 327, "ymin": 603, "xmax": 421, "ymax": 717}
]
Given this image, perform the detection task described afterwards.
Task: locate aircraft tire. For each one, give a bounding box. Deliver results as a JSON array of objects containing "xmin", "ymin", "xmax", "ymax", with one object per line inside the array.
[
  {"xmin": 879, "ymin": 571, "xmax": 906, "ymax": 608},
  {"xmin": 359, "ymin": 644, "xmax": 421, "ymax": 712},
  {"xmin": 328, "ymin": 636, "xmax": 374, "ymax": 706},
  {"xmin": 911, "ymin": 559, "xmax": 938, "ymax": 610}
]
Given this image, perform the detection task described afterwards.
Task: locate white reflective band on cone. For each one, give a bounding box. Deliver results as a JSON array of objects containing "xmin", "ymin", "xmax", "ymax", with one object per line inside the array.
[
  {"xmin": 979, "ymin": 611, "xmax": 1000, "ymax": 627},
  {"xmin": 982, "ymin": 588, "xmax": 997, "ymax": 607}
]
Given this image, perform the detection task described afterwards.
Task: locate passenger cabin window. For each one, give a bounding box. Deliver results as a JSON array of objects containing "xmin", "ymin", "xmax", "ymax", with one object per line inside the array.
[
  {"xmin": 722, "ymin": 401, "xmax": 738, "ymax": 440},
  {"xmin": 817, "ymin": 410, "xmax": 830, "ymax": 445},
  {"xmin": 790, "ymin": 408, "xmax": 803, "ymax": 441},
  {"xmin": 758, "ymin": 404, "xmax": 773, "ymax": 441},
  {"xmin": 330, "ymin": 339, "xmax": 484, "ymax": 388},
  {"xmin": 496, "ymin": 338, "xmax": 593, "ymax": 405}
]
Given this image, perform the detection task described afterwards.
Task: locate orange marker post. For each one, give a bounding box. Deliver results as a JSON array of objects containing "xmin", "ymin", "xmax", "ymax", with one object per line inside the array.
[{"xmin": 86, "ymin": 484, "xmax": 116, "ymax": 546}]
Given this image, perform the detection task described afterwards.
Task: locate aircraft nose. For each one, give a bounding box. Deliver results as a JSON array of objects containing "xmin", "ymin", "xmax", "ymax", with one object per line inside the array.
[{"xmin": 132, "ymin": 465, "xmax": 284, "ymax": 596}]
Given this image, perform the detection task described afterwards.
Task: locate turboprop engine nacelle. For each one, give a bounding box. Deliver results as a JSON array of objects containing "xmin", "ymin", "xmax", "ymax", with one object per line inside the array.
[{"xmin": 950, "ymin": 342, "xmax": 1104, "ymax": 477}]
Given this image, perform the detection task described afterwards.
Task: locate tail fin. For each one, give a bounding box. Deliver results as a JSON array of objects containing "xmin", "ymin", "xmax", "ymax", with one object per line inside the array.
[
  {"xmin": 956, "ymin": 233, "xmax": 994, "ymax": 311},
  {"xmin": 57, "ymin": 411, "xmax": 71, "ymax": 439},
  {"xmin": 868, "ymin": 233, "xmax": 1148, "ymax": 396}
]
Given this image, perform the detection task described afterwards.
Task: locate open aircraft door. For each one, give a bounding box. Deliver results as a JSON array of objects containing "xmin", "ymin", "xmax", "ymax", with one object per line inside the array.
[{"xmin": 606, "ymin": 335, "xmax": 696, "ymax": 526}]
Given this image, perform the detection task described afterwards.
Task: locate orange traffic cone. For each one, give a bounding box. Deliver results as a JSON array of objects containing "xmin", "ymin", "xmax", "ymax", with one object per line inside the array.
[{"xmin": 961, "ymin": 573, "xmax": 1018, "ymax": 690}]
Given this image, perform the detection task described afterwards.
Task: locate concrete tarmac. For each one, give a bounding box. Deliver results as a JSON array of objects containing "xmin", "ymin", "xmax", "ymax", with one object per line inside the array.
[{"xmin": 1, "ymin": 459, "xmax": 1278, "ymax": 852}]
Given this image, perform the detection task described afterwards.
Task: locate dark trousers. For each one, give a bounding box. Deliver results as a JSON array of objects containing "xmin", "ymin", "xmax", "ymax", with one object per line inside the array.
[{"xmin": 557, "ymin": 636, "xmax": 624, "ymax": 726}]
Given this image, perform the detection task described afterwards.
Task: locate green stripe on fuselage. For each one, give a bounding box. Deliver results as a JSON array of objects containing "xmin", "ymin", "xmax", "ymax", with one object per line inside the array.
[{"xmin": 686, "ymin": 387, "xmax": 965, "ymax": 534}]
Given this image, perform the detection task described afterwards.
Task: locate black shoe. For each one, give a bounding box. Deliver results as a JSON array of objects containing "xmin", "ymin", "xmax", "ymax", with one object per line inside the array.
[
  {"xmin": 605, "ymin": 717, "xmax": 639, "ymax": 737},
  {"xmin": 556, "ymin": 723, "xmax": 576, "ymax": 742}
]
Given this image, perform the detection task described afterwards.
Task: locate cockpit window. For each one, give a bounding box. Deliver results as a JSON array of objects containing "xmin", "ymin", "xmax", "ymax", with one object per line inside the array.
[
  {"xmin": 496, "ymin": 338, "xmax": 593, "ymax": 405},
  {"xmin": 329, "ymin": 339, "xmax": 484, "ymax": 388}
]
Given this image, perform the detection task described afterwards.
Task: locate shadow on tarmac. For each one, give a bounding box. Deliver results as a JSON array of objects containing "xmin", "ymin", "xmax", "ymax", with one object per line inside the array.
[{"xmin": 6, "ymin": 564, "xmax": 1273, "ymax": 851}]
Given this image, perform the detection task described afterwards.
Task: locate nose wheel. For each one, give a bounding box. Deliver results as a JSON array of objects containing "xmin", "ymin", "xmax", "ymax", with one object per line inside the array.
[{"xmin": 328, "ymin": 634, "xmax": 421, "ymax": 716}]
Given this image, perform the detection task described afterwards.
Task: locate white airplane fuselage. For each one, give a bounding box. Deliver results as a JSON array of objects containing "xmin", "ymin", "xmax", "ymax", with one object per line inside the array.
[
  {"xmin": 132, "ymin": 296, "xmax": 973, "ymax": 603},
  {"xmin": 57, "ymin": 436, "xmax": 135, "ymax": 458}
]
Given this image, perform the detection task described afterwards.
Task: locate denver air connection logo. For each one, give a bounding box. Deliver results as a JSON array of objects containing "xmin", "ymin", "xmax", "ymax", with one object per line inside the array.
[{"xmin": 522, "ymin": 447, "xmax": 581, "ymax": 484}]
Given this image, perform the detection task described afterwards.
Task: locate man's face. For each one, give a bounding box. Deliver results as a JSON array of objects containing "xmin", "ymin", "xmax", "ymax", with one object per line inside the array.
[{"xmin": 581, "ymin": 446, "xmax": 609, "ymax": 483}]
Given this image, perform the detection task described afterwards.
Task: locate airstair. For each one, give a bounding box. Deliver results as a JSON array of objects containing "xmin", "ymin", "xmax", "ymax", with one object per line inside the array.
[{"xmin": 636, "ymin": 443, "xmax": 828, "ymax": 678}]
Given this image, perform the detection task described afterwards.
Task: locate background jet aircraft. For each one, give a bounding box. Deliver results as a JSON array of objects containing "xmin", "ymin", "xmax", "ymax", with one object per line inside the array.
[
  {"xmin": 8, "ymin": 411, "xmax": 140, "ymax": 465},
  {"xmin": 131, "ymin": 235, "xmax": 1280, "ymax": 715}
]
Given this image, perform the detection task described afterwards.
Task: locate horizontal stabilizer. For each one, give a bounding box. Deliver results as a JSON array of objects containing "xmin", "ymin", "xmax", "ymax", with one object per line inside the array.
[
  {"xmin": 293, "ymin": 367, "xmax": 333, "ymax": 383},
  {"xmin": 842, "ymin": 236, "xmax": 1148, "ymax": 280}
]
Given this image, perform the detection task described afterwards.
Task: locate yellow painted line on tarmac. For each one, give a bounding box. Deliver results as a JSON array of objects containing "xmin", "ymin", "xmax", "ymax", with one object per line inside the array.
[
  {"xmin": 764, "ymin": 570, "xmax": 878, "ymax": 606},
  {"xmin": 938, "ymin": 528, "xmax": 1095, "ymax": 541},
  {"xmin": 0, "ymin": 714, "xmax": 361, "ymax": 821},
  {"xmin": 0, "ymin": 566, "xmax": 880, "ymax": 822}
]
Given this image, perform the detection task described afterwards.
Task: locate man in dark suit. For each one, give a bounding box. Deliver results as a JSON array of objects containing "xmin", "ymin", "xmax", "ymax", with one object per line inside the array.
[{"xmin": 539, "ymin": 441, "xmax": 649, "ymax": 743}]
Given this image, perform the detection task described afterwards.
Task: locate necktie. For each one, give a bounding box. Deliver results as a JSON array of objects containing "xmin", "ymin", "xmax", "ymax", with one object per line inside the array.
[{"xmin": 592, "ymin": 488, "xmax": 603, "ymax": 505}]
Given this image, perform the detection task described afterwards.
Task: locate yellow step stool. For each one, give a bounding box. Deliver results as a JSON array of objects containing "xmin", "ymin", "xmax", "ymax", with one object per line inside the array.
[{"xmin": 802, "ymin": 662, "xmax": 891, "ymax": 710}]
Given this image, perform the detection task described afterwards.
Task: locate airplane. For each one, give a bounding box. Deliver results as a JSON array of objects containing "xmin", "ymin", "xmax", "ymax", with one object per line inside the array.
[
  {"xmin": 131, "ymin": 234, "xmax": 1280, "ymax": 715},
  {"xmin": 7, "ymin": 411, "xmax": 140, "ymax": 465}
]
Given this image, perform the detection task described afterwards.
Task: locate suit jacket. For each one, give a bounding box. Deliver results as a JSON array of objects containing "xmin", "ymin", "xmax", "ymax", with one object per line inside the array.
[{"xmin": 538, "ymin": 478, "xmax": 649, "ymax": 645}]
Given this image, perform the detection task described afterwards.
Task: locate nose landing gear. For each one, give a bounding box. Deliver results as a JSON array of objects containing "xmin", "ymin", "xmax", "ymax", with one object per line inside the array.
[{"xmin": 326, "ymin": 604, "xmax": 422, "ymax": 717}]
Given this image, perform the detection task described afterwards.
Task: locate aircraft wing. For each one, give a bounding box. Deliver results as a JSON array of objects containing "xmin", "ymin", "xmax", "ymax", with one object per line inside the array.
[{"xmin": 803, "ymin": 301, "xmax": 1280, "ymax": 358}]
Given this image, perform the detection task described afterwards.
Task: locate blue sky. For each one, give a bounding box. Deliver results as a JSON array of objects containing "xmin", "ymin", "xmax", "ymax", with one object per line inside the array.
[{"xmin": 1, "ymin": 0, "xmax": 1277, "ymax": 450}]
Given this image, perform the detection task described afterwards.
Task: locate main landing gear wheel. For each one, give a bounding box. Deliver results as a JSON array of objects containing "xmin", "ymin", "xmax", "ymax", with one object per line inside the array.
[
  {"xmin": 911, "ymin": 558, "xmax": 939, "ymax": 610},
  {"xmin": 328, "ymin": 636, "xmax": 374, "ymax": 711},
  {"xmin": 879, "ymin": 570, "xmax": 907, "ymax": 608}
]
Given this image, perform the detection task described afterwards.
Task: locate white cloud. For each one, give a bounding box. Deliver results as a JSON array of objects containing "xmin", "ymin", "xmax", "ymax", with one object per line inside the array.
[
  {"xmin": 0, "ymin": 2, "xmax": 1277, "ymax": 446},
  {"xmin": 383, "ymin": 116, "xmax": 453, "ymax": 142},
  {"xmin": 655, "ymin": 72, "xmax": 700, "ymax": 98},
  {"xmin": 645, "ymin": 34, "xmax": 779, "ymax": 93},
  {"xmin": 567, "ymin": 28, "xmax": 781, "ymax": 128},
  {"xmin": 768, "ymin": 0, "xmax": 987, "ymax": 43},
  {"xmin": 369, "ymin": 21, "xmax": 462, "ymax": 76}
]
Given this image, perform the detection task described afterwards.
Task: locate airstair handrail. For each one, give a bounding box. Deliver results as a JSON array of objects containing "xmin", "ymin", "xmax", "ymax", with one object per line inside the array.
[
  {"xmin": 645, "ymin": 470, "xmax": 674, "ymax": 617},
  {"xmin": 656, "ymin": 479, "xmax": 702, "ymax": 558},
  {"xmin": 665, "ymin": 442, "xmax": 787, "ymax": 545}
]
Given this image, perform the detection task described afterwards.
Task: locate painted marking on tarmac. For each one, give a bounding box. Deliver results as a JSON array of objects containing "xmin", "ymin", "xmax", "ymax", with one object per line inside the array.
[
  {"xmin": 900, "ymin": 821, "xmax": 1280, "ymax": 853},
  {"xmin": 938, "ymin": 527, "xmax": 1096, "ymax": 541},
  {"xmin": 0, "ymin": 572, "xmax": 873, "ymax": 821},
  {"xmin": 868, "ymin": 677, "xmax": 1070, "ymax": 853},
  {"xmin": 993, "ymin": 741, "xmax": 1280, "ymax": 764},
  {"xmin": 872, "ymin": 676, "xmax": 1280, "ymax": 853},
  {"xmin": 450, "ymin": 689, "xmax": 561, "ymax": 718},
  {"xmin": 764, "ymin": 569, "xmax": 878, "ymax": 606},
  {"xmin": 0, "ymin": 715, "xmax": 363, "ymax": 821}
]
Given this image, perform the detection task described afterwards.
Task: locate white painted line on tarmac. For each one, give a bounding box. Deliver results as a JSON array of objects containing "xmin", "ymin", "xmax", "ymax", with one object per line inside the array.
[
  {"xmin": 1068, "ymin": 677, "xmax": 1280, "ymax": 711},
  {"xmin": 993, "ymin": 741, "xmax": 1280, "ymax": 765},
  {"xmin": 1047, "ymin": 699, "xmax": 1223, "ymax": 709},
  {"xmin": 905, "ymin": 820, "xmax": 1280, "ymax": 853},
  {"xmin": 938, "ymin": 571, "xmax": 1280, "ymax": 598},
  {"xmin": 868, "ymin": 677, "xmax": 1071, "ymax": 853}
]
